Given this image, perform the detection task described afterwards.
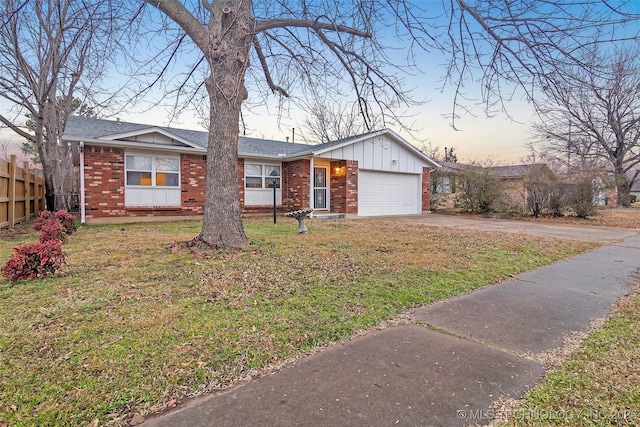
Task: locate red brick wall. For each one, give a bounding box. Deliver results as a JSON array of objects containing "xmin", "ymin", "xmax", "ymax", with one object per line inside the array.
[
  {"xmin": 282, "ymin": 159, "xmax": 310, "ymax": 211},
  {"xmin": 345, "ymin": 161, "xmax": 358, "ymax": 214},
  {"xmin": 330, "ymin": 161, "xmax": 347, "ymax": 213},
  {"xmin": 84, "ymin": 146, "xmax": 307, "ymax": 220},
  {"xmin": 83, "ymin": 146, "xmax": 208, "ymax": 220},
  {"xmin": 180, "ymin": 154, "xmax": 207, "ymax": 215},
  {"xmin": 83, "ymin": 145, "xmax": 126, "ymax": 219},
  {"xmin": 422, "ymin": 167, "xmax": 432, "ymax": 212},
  {"xmin": 329, "ymin": 160, "xmax": 358, "ymax": 214}
]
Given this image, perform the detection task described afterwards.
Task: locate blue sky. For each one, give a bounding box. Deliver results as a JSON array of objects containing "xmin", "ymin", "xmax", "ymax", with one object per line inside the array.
[
  {"xmin": 114, "ymin": 0, "xmax": 540, "ymax": 164},
  {"xmin": 3, "ymin": 0, "xmax": 638, "ymax": 165}
]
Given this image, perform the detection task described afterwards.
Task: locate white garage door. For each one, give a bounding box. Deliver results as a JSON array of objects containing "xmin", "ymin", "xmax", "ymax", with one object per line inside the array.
[{"xmin": 358, "ymin": 170, "xmax": 421, "ymax": 216}]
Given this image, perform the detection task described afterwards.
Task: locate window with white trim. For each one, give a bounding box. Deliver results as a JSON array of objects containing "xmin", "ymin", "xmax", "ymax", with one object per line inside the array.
[
  {"xmin": 245, "ymin": 163, "xmax": 280, "ymax": 188},
  {"xmin": 126, "ymin": 154, "xmax": 179, "ymax": 187}
]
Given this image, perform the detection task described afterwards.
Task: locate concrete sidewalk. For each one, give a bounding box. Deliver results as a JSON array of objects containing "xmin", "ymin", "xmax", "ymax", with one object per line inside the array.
[{"xmin": 142, "ymin": 229, "xmax": 640, "ymax": 427}]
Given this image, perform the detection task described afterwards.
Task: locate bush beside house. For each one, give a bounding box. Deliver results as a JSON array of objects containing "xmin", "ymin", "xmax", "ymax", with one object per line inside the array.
[
  {"xmin": 432, "ymin": 162, "xmax": 615, "ymax": 218},
  {"xmin": 2, "ymin": 210, "xmax": 75, "ymax": 281}
]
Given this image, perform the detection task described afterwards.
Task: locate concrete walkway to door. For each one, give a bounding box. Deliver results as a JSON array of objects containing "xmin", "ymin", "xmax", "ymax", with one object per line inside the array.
[{"xmin": 141, "ymin": 216, "xmax": 640, "ymax": 427}]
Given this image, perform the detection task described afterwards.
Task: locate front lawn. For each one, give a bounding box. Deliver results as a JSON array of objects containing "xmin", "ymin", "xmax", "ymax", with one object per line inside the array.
[{"xmin": 0, "ymin": 217, "xmax": 595, "ymax": 426}]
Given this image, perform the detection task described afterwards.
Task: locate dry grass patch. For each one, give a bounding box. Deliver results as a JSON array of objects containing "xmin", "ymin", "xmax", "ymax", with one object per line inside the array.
[{"xmin": 0, "ymin": 217, "xmax": 595, "ymax": 426}]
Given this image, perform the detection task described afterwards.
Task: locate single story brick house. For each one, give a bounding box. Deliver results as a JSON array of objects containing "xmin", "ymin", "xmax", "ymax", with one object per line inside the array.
[{"xmin": 63, "ymin": 116, "xmax": 439, "ymax": 224}]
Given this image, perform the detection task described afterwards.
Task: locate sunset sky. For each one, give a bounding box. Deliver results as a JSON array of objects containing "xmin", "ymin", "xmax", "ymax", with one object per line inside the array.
[{"xmin": 4, "ymin": 1, "xmax": 636, "ymax": 166}]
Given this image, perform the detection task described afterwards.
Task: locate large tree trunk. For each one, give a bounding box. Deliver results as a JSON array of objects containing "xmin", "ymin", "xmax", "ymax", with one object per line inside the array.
[
  {"xmin": 615, "ymin": 172, "xmax": 631, "ymax": 207},
  {"xmin": 195, "ymin": 6, "xmax": 252, "ymax": 249},
  {"xmin": 197, "ymin": 76, "xmax": 249, "ymax": 249}
]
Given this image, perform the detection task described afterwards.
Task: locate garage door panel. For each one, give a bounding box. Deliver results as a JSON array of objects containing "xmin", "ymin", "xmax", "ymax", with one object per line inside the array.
[{"xmin": 358, "ymin": 170, "xmax": 420, "ymax": 216}]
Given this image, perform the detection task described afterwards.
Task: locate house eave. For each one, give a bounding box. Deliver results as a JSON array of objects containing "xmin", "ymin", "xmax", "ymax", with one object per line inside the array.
[
  {"xmin": 64, "ymin": 137, "xmax": 207, "ymax": 154},
  {"xmin": 101, "ymin": 126, "xmax": 205, "ymax": 150}
]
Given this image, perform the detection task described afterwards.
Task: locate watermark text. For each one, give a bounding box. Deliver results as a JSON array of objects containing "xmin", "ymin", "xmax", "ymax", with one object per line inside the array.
[{"xmin": 456, "ymin": 408, "xmax": 639, "ymax": 422}]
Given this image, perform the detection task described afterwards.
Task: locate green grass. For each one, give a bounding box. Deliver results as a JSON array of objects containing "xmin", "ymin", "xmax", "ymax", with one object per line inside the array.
[
  {"xmin": 0, "ymin": 217, "xmax": 596, "ymax": 426},
  {"xmin": 498, "ymin": 287, "xmax": 640, "ymax": 427}
]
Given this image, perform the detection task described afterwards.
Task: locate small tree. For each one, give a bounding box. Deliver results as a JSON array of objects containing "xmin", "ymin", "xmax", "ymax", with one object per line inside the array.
[
  {"xmin": 548, "ymin": 186, "xmax": 566, "ymax": 217},
  {"xmin": 456, "ymin": 165, "xmax": 503, "ymax": 214},
  {"xmin": 0, "ymin": 0, "xmax": 138, "ymax": 211},
  {"xmin": 565, "ymin": 171, "xmax": 601, "ymax": 218},
  {"xmin": 525, "ymin": 170, "xmax": 556, "ymax": 217}
]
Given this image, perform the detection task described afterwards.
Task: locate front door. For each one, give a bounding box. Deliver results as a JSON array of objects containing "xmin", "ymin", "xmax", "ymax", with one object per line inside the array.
[{"xmin": 314, "ymin": 167, "xmax": 327, "ymax": 210}]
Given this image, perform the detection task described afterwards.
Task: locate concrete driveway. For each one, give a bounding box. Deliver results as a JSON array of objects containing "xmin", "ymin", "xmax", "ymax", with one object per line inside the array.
[{"xmin": 392, "ymin": 213, "xmax": 638, "ymax": 243}]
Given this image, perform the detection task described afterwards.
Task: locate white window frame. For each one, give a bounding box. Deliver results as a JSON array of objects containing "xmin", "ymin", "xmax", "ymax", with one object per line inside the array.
[
  {"xmin": 245, "ymin": 162, "xmax": 281, "ymax": 189},
  {"xmin": 124, "ymin": 152, "xmax": 181, "ymax": 207},
  {"xmin": 125, "ymin": 153, "xmax": 180, "ymax": 188}
]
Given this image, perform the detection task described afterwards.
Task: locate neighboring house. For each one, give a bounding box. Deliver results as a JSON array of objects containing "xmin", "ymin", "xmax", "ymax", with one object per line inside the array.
[
  {"xmin": 432, "ymin": 162, "xmax": 557, "ymax": 213},
  {"xmin": 631, "ymin": 179, "xmax": 640, "ymax": 202},
  {"xmin": 486, "ymin": 164, "xmax": 556, "ymax": 212},
  {"xmin": 431, "ymin": 161, "xmax": 468, "ymax": 209},
  {"xmin": 63, "ymin": 116, "xmax": 439, "ymax": 224},
  {"xmin": 558, "ymin": 170, "xmax": 618, "ymax": 207}
]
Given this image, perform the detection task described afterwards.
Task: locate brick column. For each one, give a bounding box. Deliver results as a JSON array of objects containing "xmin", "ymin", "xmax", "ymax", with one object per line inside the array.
[
  {"xmin": 422, "ymin": 166, "xmax": 432, "ymax": 212},
  {"xmin": 330, "ymin": 160, "xmax": 347, "ymax": 213},
  {"xmin": 180, "ymin": 154, "xmax": 207, "ymax": 215},
  {"xmin": 345, "ymin": 161, "xmax": 358, "ymax": 215},
  {"xmin": 282, "ymin": 159, "xmax": 310, "ymax": 211},
  {"xmin": 83, "ymin": 145, "xmax": 125, "ymax": 218}
]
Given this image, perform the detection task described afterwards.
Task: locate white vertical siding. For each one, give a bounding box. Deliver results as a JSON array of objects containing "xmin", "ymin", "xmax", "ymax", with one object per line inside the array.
[{"xmin": 319, "ymin": 134, "xmax": 428, "ymax": 173}]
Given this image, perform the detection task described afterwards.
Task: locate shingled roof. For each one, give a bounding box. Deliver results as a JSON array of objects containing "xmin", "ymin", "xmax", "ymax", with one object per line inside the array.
[
  {"xmin": 486, "ymin": 164, "xmax": 552, "ymax": 179},
  {"xmin": 63, "ymin": 115, "xmax": 400, "ymax": 159}
]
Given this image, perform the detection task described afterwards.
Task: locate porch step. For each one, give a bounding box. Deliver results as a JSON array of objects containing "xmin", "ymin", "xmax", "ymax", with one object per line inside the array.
[{"xmin": 312, "ymin": 213, "xmax": 346, "ymax": 220}]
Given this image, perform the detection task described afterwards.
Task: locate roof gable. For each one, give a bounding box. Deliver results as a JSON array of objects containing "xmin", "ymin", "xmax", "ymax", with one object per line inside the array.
[
  {"xmin": 64, "ymin": 116, "xmax": 206, "ymax": 150},
  {"xmin": 291, "ymin": 129, "xmax": 439, "ymax": 167},
  {"xmin": 103, "ymin": 127, "xmax": 205, "ymax": 149}
]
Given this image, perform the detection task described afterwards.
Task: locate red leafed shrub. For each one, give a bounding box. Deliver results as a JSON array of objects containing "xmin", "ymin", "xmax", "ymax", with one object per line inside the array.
[
  {"xmin": 2, "ymin": 239, "xmax": 66, "ymax": 281},
  {"xmin": 38, "ymin": 218, "xmax": 66, "ymax": 243},
  {"xmin": 34, "ymin": 210, "xmax": 77, "ymax": 241},
  {"xmin": 34, "ymin": 210, "xmax": 54, "ymax": 231},
  {"xmin": 54, "ymin": 210, "xmax": 77, "ymax": 235}
]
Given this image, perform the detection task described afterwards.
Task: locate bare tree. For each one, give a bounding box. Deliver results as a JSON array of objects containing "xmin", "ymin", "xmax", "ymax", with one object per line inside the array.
[
  {"xmin": 0, "ymin": 0, "xmax": 139, "ymax": 210},
  {"xmin": 531, "ymin": 48, "xmax": 640, "ymax": 207},
  {"xmin": 0, "ymin": 138, "xmax": 9, "ymax": 161},
  {"xmin": 442, "ymin": 1, "xmax": 640, "ymax": 126},
  {"xmin": 142, "ymin": 0, "xmax": 639, "ymax": 249},
  {"xmin": 301, "ymin": 100, "xmax": 383, "ymax": 144}
]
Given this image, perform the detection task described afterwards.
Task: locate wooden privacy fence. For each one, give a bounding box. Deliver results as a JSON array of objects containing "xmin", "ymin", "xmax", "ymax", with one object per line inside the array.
[{"xmin": 1, "ymin": 155, "xmax": 45, "ymax": 229}]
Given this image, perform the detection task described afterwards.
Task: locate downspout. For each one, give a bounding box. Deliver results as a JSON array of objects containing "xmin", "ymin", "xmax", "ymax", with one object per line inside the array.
[
  {"xmin": 309, "ymin": 156, "xmax": 314, "ymax": 217},
  {"xmin": 79, "ymin": 141, "xmax": 86, "ymax": 224},
  {"xmin": 425, "ymin": 166, "xmax": 436, "ymax": 214}
]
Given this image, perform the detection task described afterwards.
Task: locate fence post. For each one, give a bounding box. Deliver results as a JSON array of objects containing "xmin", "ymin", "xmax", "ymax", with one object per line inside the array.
[
  {"xmin": 8, "ymin": 154, "xmax": 16, "ymax": 227},
  {"xmin": 35, "ymin": 171, "xmax": 41, "ymax": 215},
  {"xmin": 24, "ymin": 161, "xmax": 31, "ymax": 221}
]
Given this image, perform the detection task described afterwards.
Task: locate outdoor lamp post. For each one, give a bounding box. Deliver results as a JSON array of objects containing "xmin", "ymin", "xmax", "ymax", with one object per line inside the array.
[{"xmin": 270, "ymin": 169, "xmax": 278, "ymax": 224}]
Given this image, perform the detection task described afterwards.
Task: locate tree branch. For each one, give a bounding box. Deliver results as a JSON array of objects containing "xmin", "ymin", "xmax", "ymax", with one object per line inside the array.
[
  {"xmin": 255, "ymin": 18, "xmax": 371, "ymax": 38},
  {"xmin": 252, "ymin": 36, "xmax": 289, "ymax": 97},
  {"xmin": 0, "ymin": 114, "xmax": 35, "ymax": 143}
]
